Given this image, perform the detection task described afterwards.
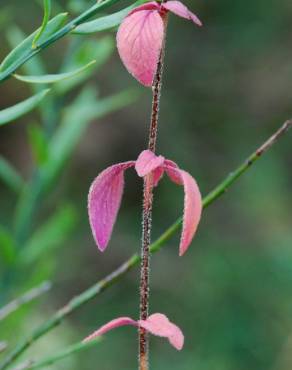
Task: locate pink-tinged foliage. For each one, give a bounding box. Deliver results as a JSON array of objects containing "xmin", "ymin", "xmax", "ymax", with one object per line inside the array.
[
  {"xmin": 116, "ymin": 9, "xmax": 164, "ymax": 86},
  {"xmin": 139, "ymin": 313, "xmax": 184, "ymax": 350},
  {"xmin": 162, "ymin": 1, "xmax": 202, "ymax": 26},
  {"xmin": 128, "ymin": 1, "xmax": 160, "ymax": 14},
  {"xmin": 135, "ymin": 150, "xmax": 165, "ymax": 177},
  {"xmin": 88, "ymin": 162, "xmax": 134, "ymax": 251},
  {"xmin": 164, "ymin": 165, "xmax": 202, "ymax": 256},
  {"xmin": 83, "ymin": 317, "xmax": 137, "ymax": 342},
  {"xmin": 88, "ymin": 150, "xmax": 202, "ymax": 255},
  {"xmin": 84, "ymin": 313, "xmax": 184, "ymax": 350},
  {"xmin": 117, "ymin": 1, "xmax": 202, "ymax": 86}
]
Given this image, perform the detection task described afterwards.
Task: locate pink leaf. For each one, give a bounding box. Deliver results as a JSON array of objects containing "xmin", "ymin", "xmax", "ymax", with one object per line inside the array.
[
  {"xmin": 116, "ymin": 8, "xmax": 164, "ymax": 86},
  {"xmin": 152, "ymin": 166, "xmax": 165, "ymax": 187},
  {"xmin": 162, "ymin": 1, "xmax": 202, "ymax": 26},
  {"xmin": 163, "ymin": 159, "xmax": 181, "ymax": 184},
  {"xmin": 165, "ymin": 166, "xmax": 202, "ymax": 256},
  {"xmin": 128, "ymin": 1, "xmax": 160, "ymax": 15},
  {"xmin": 139, "ymin": 313, "xmax": 184, "ymax": 350},
  {"xmin": 83, "ymin": 317, "xmax": 137, "ymax": 343},
  {"xmin": 179, "ymin": 170, "xmax": 202, "ymax": 256},
  {"xmin": 135, "ymin": 150, "xmax": 165, "ymax": 177},
  {"xmin": 83, "ymin": 313, "xmax": 184, "ymax": 351},
  {"xmin": 88, "ymin": 162, "xmax": 134, "ymax": 252}
]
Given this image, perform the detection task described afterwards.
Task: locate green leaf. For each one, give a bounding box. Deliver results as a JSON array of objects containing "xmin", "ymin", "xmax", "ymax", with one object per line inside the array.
[
  {"xmin": 25, "ymin": 338, "xmax": 101, "ymax": 370},
  {"xmin": 0, "ymin": 156, "xmax": 24, "ymax": 193},
  {"xmin": 7, "ymin": 26, "xmax": 46, "ymax": 76},
  {"xmin": 20, "ymin": 204, "xmax": 78, "ymax": 266},
  {"xmin": 35, "ymin": 0, "xmax": 64, "ymax": 14},
  {"xmin": 14, "ymin": 60, "xmax": 96, "ymax": 84},
  {"xmin": 56, "ymin": 36, "xmax": 114, "ymax": 94},
  {"xmin": 0, "ymin": 89, "xmax": 50, "ymax": 126},
  {"xmin": 43, "ymin": 87, "xmax": 139, "ymax": 187},
  {"xmin": 0, "ymin": 12, "xmax": 68, "ymax": 72},
  {"xmin": 32, "ymin": 0, "xmax": 52, "ymax": 48},
  {"xmin": 73, "ymin": 3, "xmax": 135, "ymax": 34},
  {"xmin": 6, "ymin": 26, "xmax": 51, "ymax": 122},
  {"xmin": 0, "ymin": 226, "xmax": 17, "ymax": 266},
  {"xmin": 27, "ymin": 124, "xmax": 49, "ymax": 166}
]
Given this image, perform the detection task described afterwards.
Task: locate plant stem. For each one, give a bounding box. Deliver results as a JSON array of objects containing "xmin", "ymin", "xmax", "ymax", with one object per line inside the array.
[
  {"xmin": 0, "ymin": 119, "xmax": 291, "ymax": 370},
  {"xmin": 0, "ymin": 281, "xmax": 51, "ymax": 322},
  {"xmin": 139, "ymin": 174, "xmax": 153, "ymax": 370},
  {"xmin": 0, "ymin": 343, "xmax": 7, "ymax": 354},
  {"xmin": 148, "ymin": 55, "xmax": 164, "ymax": 153},
  {"xmin": 139, "ymin": 25, "xmax": 167, "ymax": 370},
  {"xmin": 11, "ymin": 339, "xmax": 101, "ymax": 370}
]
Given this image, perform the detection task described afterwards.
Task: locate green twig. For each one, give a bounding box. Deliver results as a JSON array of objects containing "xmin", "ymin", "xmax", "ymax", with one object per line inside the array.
[
  {"xmin": 12, "ymin": 339, "xmax": 101, "ymax": 370},
  {"xmin": 0, "ymin": 120, "xmax": 291, "ymax": 370},
  {"xmin": 0, "ymin": 156, "xmax": 24, "ymax": 193},
  {"xmin": 32, "ymin": 0, "xmax": 52, "ymax": 49},
  {"xmin": 0, "ymin": 0, "xmax": 148, "ymax": 82},
  {"xmin": 0, "ymin": 281, "xmax": 52, "ymax": 322},
  {"xmin": 0, "ymin": 343, "xmax": 7, "ymax": 354}
]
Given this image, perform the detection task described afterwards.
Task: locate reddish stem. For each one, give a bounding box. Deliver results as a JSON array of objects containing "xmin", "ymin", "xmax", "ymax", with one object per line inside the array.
[{"xmin": 139, "ymin": 18, "xmax": 167, "ymax": 370}]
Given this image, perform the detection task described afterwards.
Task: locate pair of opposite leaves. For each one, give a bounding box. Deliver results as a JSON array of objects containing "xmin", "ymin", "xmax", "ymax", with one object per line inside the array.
[{"xmin": 86, "ymin": 1, "xmax": 202, "ymax": 351}]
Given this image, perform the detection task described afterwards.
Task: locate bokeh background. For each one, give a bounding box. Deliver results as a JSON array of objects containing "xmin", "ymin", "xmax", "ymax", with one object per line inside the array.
[{"xmin": 1, "ymin": 0, "xmax": 292, "ymax": 369}]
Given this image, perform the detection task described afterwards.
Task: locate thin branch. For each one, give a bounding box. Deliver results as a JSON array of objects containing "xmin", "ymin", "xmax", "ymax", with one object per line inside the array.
[
  {"xmin": 0, "ymin": 120, "xmax": 291, "ymax": 370},
  {"xmin": 202, "ymin": 119, "xmax": 292, "ymax": 208},
  {"xmin": 0, "ymin": 343, "xmax": 7, "ymax": 354},
  {"xmin": 12, "ymin": 339, "xmax": 101, "ymax": 370},
  {"xmin": 0, "ymin": 281, "xmax": 52, "ymax": 322},
  {"xmin": 139, "ymin": 22, "xmax": 167, "ymax": 370}
]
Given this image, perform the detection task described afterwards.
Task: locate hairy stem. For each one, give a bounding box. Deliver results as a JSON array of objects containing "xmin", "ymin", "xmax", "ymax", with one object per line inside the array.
[
  {"xmin": 0, "ymin": 120, "xmax": 290, "ymax": 370},
  {"xmin": 139, "ymin": 26, "xmax": 166, "ymax": 370},
  {"xmin": 139, "ymin": 174, "xmax": 153, "ymax": 370}
]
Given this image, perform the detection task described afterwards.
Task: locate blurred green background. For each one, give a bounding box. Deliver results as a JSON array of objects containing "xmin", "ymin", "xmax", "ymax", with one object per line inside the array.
[{"xmin": 0, "ymin": 0, "xmax": 292, "ymax": 369}]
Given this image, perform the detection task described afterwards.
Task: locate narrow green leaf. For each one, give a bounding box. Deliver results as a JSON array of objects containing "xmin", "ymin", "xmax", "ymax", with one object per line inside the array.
[
  {"xmin": 0, "ymin": 13, "xmax": 68, "ymax": 72},
  {"xmin": 27, "ymin": 124, "xmax": 49, "ymax": 166},
  {"xmin": 0, "ymin": 89, "xmax": 50, "ymax": 126},
  {"xmin": 14, "ymin": 60, "xmax": 96, "ymax": 84},
  {"xmin": 0, "ymin": 156, "xmax": 24, "ymax": 193},
  {"xmin": 24, "ymin": 339, "xmax": 101, "ymax": 369},
  {"xmin": 20, "ymin": 204, "xmax": 78, "ymax": 265},
  {"xmin": 6, "ymin": 26, "xmax": 51, "ymax": 122},
  {"xmin": 0, "ymin": 226, "xmax": 17, "ymax": 266},
  {"xmin": 32, "ymin": 0, "xmax": 52, "ymax": 48},
  {"xmin": 35, "ymin": 0, "xmax": 64, "ymax": 14},
  {"xmin": 6, "ymin": 24, "xmax": 65, "ymax": 132},
  {"xmin": 7, "ymin": 26, "xmax": 46, "ymax": 76},
  {"xmin": 73, "ymin": 3, "xmax": 135, "ymax": 34},
  {"xmin": 43, "ymin": 87, "xmax": 138, "ymax": 187},
  {"xmin": 56, "ymin": 36, "xmax": 114, "ymax": 94}
]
